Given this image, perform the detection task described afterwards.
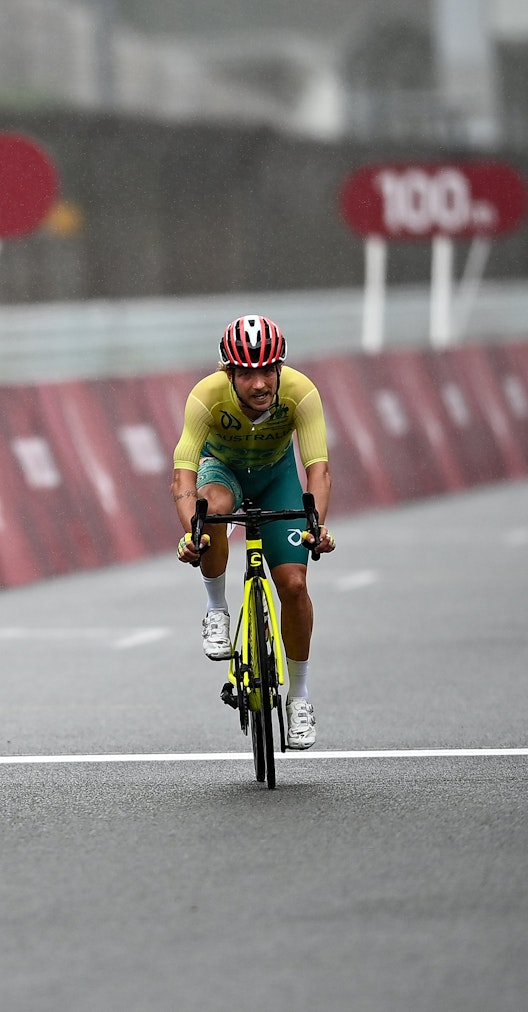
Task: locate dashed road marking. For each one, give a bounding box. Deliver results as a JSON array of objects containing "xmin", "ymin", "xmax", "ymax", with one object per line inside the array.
[
  {"xmin": 337, "ymin": 570, "xmax": 378, "ymax": 591},
  {"xmin": 504, "ymin": 527, "xmax": 528, "ymax": 547},
  {"xmin": 113, "ymin": 628, "xmax": 172, "ymax": 649},
  {"xmin": 0, "ymin": 627, "xmax": 112, "ymax": 640},
  {"xmin": 0, "ymin": 627, "xmax": 173, "ymax": 649}
]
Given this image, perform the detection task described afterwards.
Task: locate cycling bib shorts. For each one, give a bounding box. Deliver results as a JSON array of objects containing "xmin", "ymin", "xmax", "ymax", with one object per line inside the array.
[{"xmin": 197, "ymin": 443, "xmax": 308, "ymax": 570}]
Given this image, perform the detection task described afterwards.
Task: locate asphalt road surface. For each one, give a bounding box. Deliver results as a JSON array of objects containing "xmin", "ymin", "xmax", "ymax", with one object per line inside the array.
[{"xmin": 1, "ymin": 481, "xmax": 527, "ymax": 1012}]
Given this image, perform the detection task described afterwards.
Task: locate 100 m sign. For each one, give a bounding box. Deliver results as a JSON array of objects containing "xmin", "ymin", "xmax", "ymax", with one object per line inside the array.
[{"xmin": 339, "ymin": 161, "xmax": 526, "ymax": 240}]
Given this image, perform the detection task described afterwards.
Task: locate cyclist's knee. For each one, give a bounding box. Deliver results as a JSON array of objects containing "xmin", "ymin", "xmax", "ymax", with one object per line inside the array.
[
  {"xmin": 198, "ymin": 482, "xmax": 234, "ymax": 514},
  {"xmin": 271, "ymin": 563, "xmax": 308, "ymax": 602}
]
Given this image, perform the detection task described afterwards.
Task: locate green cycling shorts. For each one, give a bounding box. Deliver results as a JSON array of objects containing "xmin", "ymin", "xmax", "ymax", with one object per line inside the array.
[{"xmin": 197, "ymin": 443, "xmax": 308, "ymax": 570}]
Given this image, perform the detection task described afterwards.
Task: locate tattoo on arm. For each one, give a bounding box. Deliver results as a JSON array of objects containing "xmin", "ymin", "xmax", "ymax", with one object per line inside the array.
[{"xmin": 173, "ymin": 489, "xmax": 198, "ymax": 503}]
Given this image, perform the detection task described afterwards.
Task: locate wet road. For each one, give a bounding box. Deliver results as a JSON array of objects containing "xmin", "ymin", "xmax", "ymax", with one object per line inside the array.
[{"xmin": 1, "ymin": 481, "xmax": 527, "ymax": 1011}]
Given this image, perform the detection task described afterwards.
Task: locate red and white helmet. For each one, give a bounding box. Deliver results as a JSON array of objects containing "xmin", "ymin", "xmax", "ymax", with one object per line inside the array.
[{"xmin": 219, "ymin": 316, "xmax": 287, "ymax": 368}]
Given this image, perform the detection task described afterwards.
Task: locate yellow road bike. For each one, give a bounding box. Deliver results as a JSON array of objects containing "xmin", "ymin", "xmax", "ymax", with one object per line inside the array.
[{"xmin": 191, "ymin": 493, "xmax": 320, "ymax": 789}]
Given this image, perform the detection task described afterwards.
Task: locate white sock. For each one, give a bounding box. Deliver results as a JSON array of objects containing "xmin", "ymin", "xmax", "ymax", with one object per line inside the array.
[
  {"xmin": 202, "ymin": 573, "xmax": 228, "ymax": 614},
  {"xmin": 287, "ymin": 658, "xmax": 309, "ymax": 700}
]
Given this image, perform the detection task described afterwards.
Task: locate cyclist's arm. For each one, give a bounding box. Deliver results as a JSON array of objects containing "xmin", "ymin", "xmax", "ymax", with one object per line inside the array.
[
  {"xmin": 305, "ymin": 460, "xmax": 332, "ymax": 526},
  {"xmin": 172, "ymin": 466, "xmax": 209, "ymax": 564},
  {"xmin": 172, "ymin": 388, "xmax": 212, "ymax": 540},
  {"xmin": 294, "ymin": 386, "xmax": 328, "ymax": 470},
  {"xmin": 294, "ymin": 384, "xmax": 332, "ymax": 520},
  {"xmin": 294, "ymin": 383, "xmax": 335, "ymax": 553},
  {"xmin": 304, "ymin": 460, "xmax": 335, "ymax": 555},
  {"xmin": 171, "ymin": 466, "xmax": 199, "ymax": 534}
]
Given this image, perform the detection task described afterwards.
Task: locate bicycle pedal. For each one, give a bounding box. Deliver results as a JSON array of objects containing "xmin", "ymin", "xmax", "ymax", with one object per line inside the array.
[{"xmin": 220, "ymin": 682, "xmax": 238, "ymax": 709}]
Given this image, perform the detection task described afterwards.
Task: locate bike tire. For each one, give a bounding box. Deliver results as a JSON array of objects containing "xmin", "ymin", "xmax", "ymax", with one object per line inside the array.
[
  {"xmin": 248, "ymin": 584, "xmax": 266, "ymax": 784},
  {"xmin": 250, "ymin": 711, "xmax": 265, "ymax": 782},
  {"xmin": 252, "ymin": 579, "xmax": 276, "ymax": 789}
]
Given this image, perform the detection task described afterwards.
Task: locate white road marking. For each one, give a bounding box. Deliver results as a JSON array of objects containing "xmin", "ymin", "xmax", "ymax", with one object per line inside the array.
[
  {"xmin": 0, "ymin": 748, "xmax": 526, "ymax": 766},
  {"xmin": 337, "ymin": 570, "xmax": 378, "ymax": 591},
  {"xmin": 113, "ymin": 628, "xmax": 172, "ymax": 649},
  {"xmin": 0, "ymin": 628, "xmax": 113, "ymax": 640},
  {"xmin": 0, "ymin": 627, "xmax": 173, "ymax": 647},
  {"xmin": 504, "ymin": 527, "xmax": 528, "ymax": 547}
]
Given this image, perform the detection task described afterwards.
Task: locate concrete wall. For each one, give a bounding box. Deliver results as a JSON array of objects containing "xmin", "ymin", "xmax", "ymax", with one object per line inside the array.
[{"xmin": 0, "ymin": 109, "xmax": 527, "ymax": 303}]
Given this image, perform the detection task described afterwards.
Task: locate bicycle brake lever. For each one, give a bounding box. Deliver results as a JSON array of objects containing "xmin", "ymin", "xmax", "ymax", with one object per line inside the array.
[
  {"xmin": 190, "ymin": 497, "xmax": 209, "ymax": 568},
  {"xmin": 302, "ymin": 491, "xmax": 320, "ymax": 562}
]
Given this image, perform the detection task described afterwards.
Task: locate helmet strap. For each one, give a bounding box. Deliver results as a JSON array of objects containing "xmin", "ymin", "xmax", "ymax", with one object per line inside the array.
[
  {"xmin": 274, "ymin": 364, "xmax": 281, "ymax": 409},
  {"xmin": 230, "ymin": 373, "xmax": 254, "ymax": 414}
]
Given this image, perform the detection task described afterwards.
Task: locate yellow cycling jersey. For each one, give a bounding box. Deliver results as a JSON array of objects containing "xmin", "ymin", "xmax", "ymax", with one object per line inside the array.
[{"xmin": 173, "ymin": 366, "xmax": 328, "ymax": 472}]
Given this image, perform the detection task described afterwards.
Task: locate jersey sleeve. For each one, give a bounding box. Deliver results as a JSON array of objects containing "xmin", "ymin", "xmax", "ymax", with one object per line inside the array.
[
  {"xmin": 173, "ymin": 391, "xmax": 213, "ymax": 472},
  {"xmin": 294, "ymin": 386, "xmax": 329, "ymax": 468}
]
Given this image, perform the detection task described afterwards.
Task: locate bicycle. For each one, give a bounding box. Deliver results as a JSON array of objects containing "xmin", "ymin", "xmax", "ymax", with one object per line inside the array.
[{"xmin": 191, "ymin": 492, "xmax": 321, "ymax": 790}]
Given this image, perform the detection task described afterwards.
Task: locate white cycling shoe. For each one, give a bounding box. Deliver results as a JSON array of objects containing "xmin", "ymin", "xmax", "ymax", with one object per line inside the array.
[
  {"xmin": 286, "ymin": 697, "xmax": 316, "ymax": 750},
  {"xmin": 202, "ymin": 610, "xmax": 231, "ymax": 660}
]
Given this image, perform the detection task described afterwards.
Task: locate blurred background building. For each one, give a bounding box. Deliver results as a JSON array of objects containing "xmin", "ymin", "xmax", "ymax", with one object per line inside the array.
[
  {"xmin": 1, "ymin": 0, "xmax": 528, "ymax": 144},
  {"xmin": 0, "ymin": 0, "xmax": 527, "ymax": 309}
]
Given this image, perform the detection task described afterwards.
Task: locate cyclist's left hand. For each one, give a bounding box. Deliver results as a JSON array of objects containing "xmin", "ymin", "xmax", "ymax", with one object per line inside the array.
[
  {"xmin": 302, "ymin": 525, "xmax": 336, "ymax": 554},
  {"xmin": 177, "ymin": 531, "xmax": 210, "ymax": 564}
]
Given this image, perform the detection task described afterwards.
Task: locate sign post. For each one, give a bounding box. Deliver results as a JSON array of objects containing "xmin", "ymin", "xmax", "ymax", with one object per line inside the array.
[
  {"xmin": 339, "ymin": 161, "xmax": 527, "ymax": 351},
  {"xmin": 363, "ymin": 234, "xmax": 387, "ymax": 353},
  {"xmin": 453, "ymin": 235, "xmax": 492, "ymax": 342},
  {"xmin": 430, "ymin": 234, "xmax": 454, "ymax": 348}
]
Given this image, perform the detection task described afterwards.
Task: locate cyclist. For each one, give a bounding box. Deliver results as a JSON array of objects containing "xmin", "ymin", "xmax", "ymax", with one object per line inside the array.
[{"xmin": 172, "ymin": 315, "xmax": 335, "ymax": 749}]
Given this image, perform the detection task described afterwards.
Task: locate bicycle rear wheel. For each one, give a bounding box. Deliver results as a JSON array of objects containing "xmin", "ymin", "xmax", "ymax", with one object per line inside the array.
[
  {"xmin": 250, "ymin": 711, "xmax": 265, "ymax": 782},
  {"xmin": 250, "ymin": 578, "xmax": 276, "ymax": 789}
]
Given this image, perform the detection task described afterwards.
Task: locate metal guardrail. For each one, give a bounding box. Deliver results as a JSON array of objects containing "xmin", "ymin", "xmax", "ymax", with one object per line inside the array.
[{"xmin": 0, "ymin": 283, "xmax": 527, "ymax": 383}]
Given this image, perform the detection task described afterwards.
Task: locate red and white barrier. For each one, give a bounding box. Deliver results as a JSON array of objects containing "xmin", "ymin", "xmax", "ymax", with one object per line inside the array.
[{"xmin": 1, "ymin": 343, "xmax": 528, "ymax": 588}]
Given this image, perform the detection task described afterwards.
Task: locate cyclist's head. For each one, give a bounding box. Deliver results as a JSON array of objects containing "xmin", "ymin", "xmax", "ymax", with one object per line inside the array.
[{"xmin": 219, "ymin": 316, "xmax": 287, "ymax": 370}]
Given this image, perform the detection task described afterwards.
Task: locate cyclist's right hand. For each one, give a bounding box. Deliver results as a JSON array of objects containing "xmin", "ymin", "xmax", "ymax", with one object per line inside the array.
[
  {"xmin": 301, "ymin": 525, "xmax": 336, "ymax": 554},
  {"xmin": 177, "ymin": 531, "xmax": 210, "ymax": 564}
]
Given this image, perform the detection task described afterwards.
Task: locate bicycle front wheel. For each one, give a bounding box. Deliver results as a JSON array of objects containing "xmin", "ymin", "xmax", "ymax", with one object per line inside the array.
[{"xmin": 249, "ymin": 578, "xmax": 276, "ymax": 789}]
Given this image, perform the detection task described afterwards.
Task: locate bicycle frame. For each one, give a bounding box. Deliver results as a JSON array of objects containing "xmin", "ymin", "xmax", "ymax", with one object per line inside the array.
[
  {"xmin": 190, "ymin": 492, "xmax": 320, "ymax": 787},
  {"xmin": 230, "ymin": 519, "xmax": 285, "ymax": 696},
  {"xmin": 192, "ymin": 495, "xmax": 319, "ymax": 693}
]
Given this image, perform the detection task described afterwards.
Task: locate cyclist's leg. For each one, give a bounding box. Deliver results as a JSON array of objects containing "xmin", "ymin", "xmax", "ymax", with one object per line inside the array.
[
  {"xmin": 270, "ymin": 561, "xmax": 316, "ymax": 748},
  {"xmin": 197, "ymin": 457, "xmax": 242, "ymax": 577},
  {"xmin": 269, "ymin": 562, "xmax": 312, "ymax": 664},
  {"xmin": 244, "ymin": 447, "xmax": 313, "ymax": 660},
  {"xmin": 245, "ymin": 450, "xmax": 316, "ymax": 746},
  {"xmin": 197, "ymin": 458, "xmax": 243, "ymax": 659}
]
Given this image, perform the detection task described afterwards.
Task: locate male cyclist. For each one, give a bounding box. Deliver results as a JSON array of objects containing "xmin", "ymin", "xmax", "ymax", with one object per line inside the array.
[{"xmin": 172, "ymin": 315, "xmax": 335, "ymax": 749}]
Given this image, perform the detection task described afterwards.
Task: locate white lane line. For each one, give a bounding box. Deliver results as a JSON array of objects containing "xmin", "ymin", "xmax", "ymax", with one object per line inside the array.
[
  {"xmin": 0, "ymin": 628, "xmax": 173, "ymax": 648},
  {"xmin": 113, "ymin": 628, "xmax": 172, "ymax": 649},
  {"xmin": 504, "ymin": 527, "xmax": 528, "ymax": 547},
  {"xmin": 0, "ymin": 748, "xmax": 527, "ymax": 766},
  {"xmin": 0, "ymin": 628, "xmax": 112, "ymax": 640},
  {"xmin": 337, "ymin": 570, "xmax": 378, "ymax": 591}
]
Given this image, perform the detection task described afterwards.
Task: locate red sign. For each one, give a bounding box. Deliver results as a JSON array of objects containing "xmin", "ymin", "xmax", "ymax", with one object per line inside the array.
[
  {"xmin": 0, "ymin": 133, "xmax": 59, "ymax": 238},
  {"xmin": 339, "ymin": 161, "xmax": 527, "ymax": 240}
]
